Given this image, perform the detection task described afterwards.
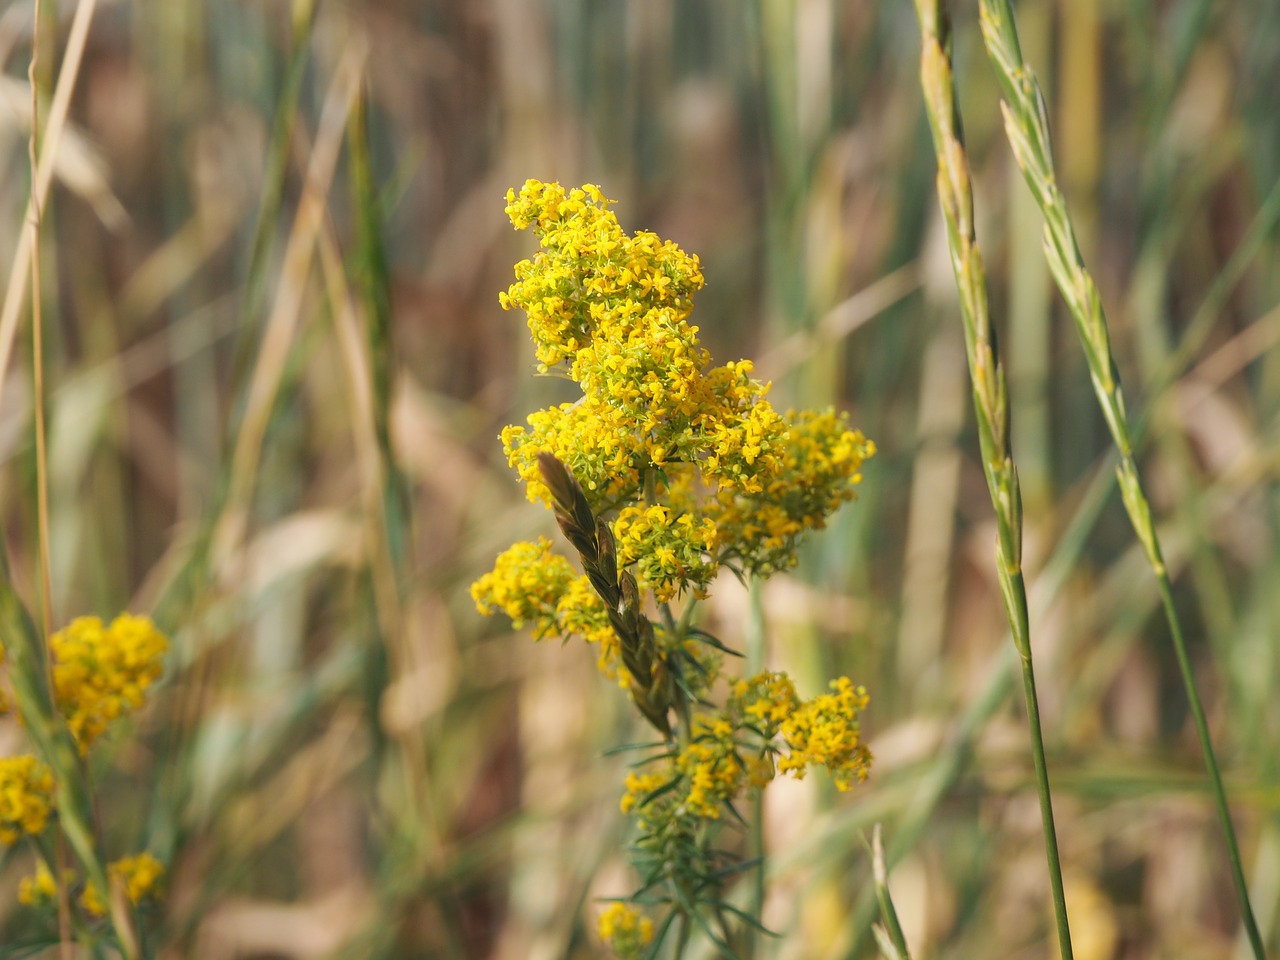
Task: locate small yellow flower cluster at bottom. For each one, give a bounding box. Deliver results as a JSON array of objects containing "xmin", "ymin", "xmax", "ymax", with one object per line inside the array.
[
  {"xmin": 597, "ymin": 901, "xmax": 655, "ymax": 960},
  {"xmin": 0, "ymin": 755, "xmax": 55, "ymax": 844},
  {"xmin": 18, "ymin": 852, "xmax": 165, "ymax": 917}
]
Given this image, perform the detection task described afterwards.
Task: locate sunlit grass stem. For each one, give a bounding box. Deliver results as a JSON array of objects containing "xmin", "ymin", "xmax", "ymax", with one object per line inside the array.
[
  {"xmin": 911, "ymin": 1, "xmax": 1074, "ymax": 956},
  {"xmin": 977, "ymin": 1, "xmax": 1265, "ymax": 956},
  {"xmin": 871, "ymin": 825, "xmax": 912, "ymax": 960}
]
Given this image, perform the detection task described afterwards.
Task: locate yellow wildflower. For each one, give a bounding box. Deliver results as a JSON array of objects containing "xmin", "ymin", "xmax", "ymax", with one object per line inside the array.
[
  {"xmin": 81, "ymin": 852, "xmax": 166, "ymax": 918},
  {"xmin": 675, "ymin": 714, "xmax": 745, "ymax": 819},
  {"xmin": 778, "ymin": 677, "xmax": 872, "ymax": 791},
  {"xmin": 620, "ymin": 769, "xmax": 669, "ymax": 815},
  {"xmin": 0, "ymin": 755, "xmax": 55, "ymax": 843},
  {"xmin": 17, "ymin": 862, "xmax": 61, "ymax": 907},
  {"xmin": 51, "ymin": 614, "xmax": 168, "ymax": 754},
  {"xmin": 732, "ymin": 671, "xmax": 799, "ymax": 735},
  {"xmin": 470, "ymin": 538, "xmax": 578, "ymax": 632},
  {"xmin": 80, "ymin": 880, "xmax": 106, "ymax": 918},
  {"xmin": 112, "ymin": 852, "xmax": 165, "ymax": 905},
  {"xmin": 597, "ymin": 901, "xmax": 655, "ymax": 960},
  {"xmin": 613, "ymin": 504, "xmax": 718, "ymax": 602},
  {"xmin": 471, "ymin": 540, "xmax": 624, "ymax": 684}
]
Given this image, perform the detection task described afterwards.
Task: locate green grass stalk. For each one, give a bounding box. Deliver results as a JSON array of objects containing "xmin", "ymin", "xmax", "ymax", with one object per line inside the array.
[
  {"xmin": 229, "ymin": 0, "xmax": 319, "ymax": 398},
  {"xmin": 910, "ymin": 2, "xmax": 1075, "ymax": 956},
  {"xmin": 977, "ymin": 2, "xmax": 1266, "ymax": 956},
  {"xmin": 871, "ymin": 825, "xmax": 912, "ymax": 960},
  {"xmin": 745, "ymin": 579, "xmax": 766, "ymax": 957}
]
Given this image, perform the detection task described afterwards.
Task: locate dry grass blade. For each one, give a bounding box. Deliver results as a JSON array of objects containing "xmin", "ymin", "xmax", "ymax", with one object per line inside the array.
[
  {"xmin": 215, "ymin": 42, "xmax": 367, "ymax": 566},
  {"xmin": 0, "ymin": 0, "xmax": 99, "ymax": 402}
]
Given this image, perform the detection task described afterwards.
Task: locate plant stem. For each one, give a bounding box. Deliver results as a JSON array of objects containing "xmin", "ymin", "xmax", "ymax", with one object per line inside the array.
[
  {"xmin": 871, "ymin": 825, "xmax": 912, "ymax": 960},
  {"xmin": 25, "ymin": 4, "xmax": 72, "ymax": 954},
  {"xmin": 745, "ymin": 578, "xmax": 766, "ymax": 957},
  {"xmin": 910, "ymin": 1, "xmax": 1074, "ymax": 955},
  {"xmin": 976, "ymin": 1, "xmax": 1264, "ymax": 954}
]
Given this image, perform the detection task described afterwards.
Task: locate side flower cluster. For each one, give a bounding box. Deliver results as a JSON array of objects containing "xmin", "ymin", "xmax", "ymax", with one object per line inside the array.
[
  {"xmin": 51, "ymin": 613, "xmax": 168, "ymax": 753},
  {"xmin": 596, "ymin": 902, "xmax": 655, "ymax": 960},
  {"xmin": 471, "ymin": 538, "xmax": 625, "ymax": 683},
  {"xmin": 621, "ymin": 671, "xmax": 872, "ymax": 830}
]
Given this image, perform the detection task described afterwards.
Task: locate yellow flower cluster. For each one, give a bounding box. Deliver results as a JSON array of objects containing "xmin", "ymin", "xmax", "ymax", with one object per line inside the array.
[
  {"xmin": 619, "ymin": 769, "xmax": 670, "ymax": 817},
  {"xmin": 484, "ymin": 180, "xmax": 877, "ymax": 952},
  {"xmin": 470, "ymin": 539, "xmax": 625, "ymax": 682},
  {"xmin": 778, "ymin": 677, "xmax": 872, "ymax": 791},
  {"xmin": 17, "ymin": 862, "xmax": 62, "ymax": 906},
  {"xmin": 675, "ymin": 715, "xmax": 745, "ymax": 819},
  {"xmin": 0, "ymin": 755, "xmax": 55, "ymax": 844},
  {"xmin": 620, "ymin": 672, "xmax": 871, "ymax": 834},
  {"xmin": 597, "ymin": 901, "xmax": 655, "ymax": 960},
  {"xmin": 710, "ymin": 409, "xmax": 875, "ymax": 576},
  {"xmin": 732, "ymin": 671, "xmax": 799, "ymax": 734},
  {"xmin": 20, "ymin": 852, "xmax": 164, "ymax": 917},
  {"xmin": 51, "ymin": 614, "xmax": 168, "ymax": 754},
  {"xmin": 81, "ymin": 852, "xmax": 166, "ymax": 917},
  {"xmin": 470, "ymin": 538, "xmax": 580, "ymax": 632},
  {"xmin": 502, "ymin": 402, "xmax": 648, "ymax": 505},
  {"xmin": 111, "ymin": 851, "xmax": 165, "ymax": 905},
  {"xmin": 501, "ymin": 181, "xmax": 704, "ymax": 373},
  {"xmin": 613, "ymin": 504, "xmax": 718, "ymax": 603},
  {"xmin": 494, "ymin": 179, "xmax": 873, "ymax": 599}
]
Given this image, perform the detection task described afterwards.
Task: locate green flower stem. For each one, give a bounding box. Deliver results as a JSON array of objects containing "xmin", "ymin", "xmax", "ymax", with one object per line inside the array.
[
  {"xmin": 977, "ymin": 2, "xmax": 1265, "ymax": 956},
  {"xmin": 659, "ymin": 600, "xmax": 694, "ymax": 748},
  {"xmin": 911, "ymin": 2, "xmax": 1074, "ymax": 957},
  {"xmin": 672, "ymin": 906, "xmax": 692, "ymax": 959},
  {"xmin": 871, "ymin": 826, "xmax": 912, "ymax": 960},
  {"xmin": 745, "ymin": 579, "xmax": 766, "ymax": 957}
]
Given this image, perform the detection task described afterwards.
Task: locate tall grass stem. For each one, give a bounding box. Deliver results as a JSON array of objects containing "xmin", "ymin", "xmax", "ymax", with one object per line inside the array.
[
  {"xmin": 977, "ymin": 1, "xmax": 1265, "ymax": 954},
  {"xmin": 910, "ymin": 1, "xmax": 1074, "ymax": 955}
]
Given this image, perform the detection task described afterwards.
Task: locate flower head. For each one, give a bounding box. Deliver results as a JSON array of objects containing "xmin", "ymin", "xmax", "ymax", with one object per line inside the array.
[
  {"xmin": 495, "ymin": 181, "xmax": 873, "ymax": 598},
  {"xmin": 778, "ymin": 677, "xmax": 872, "ymax": 791},
  {"xmin": 80, "ymin": 852, "xmax": 166, "ymax": 918},
  {"xmin": 0, "ymin": 755, "xmax": 55, "ymax": 843},
  {"xmin": 17, "ymin": 863, "xmax": 62, "ymax": 907},
  {"xmin": 112, "ymin": 852, "xmax": 165, "ymax": 907},
  {"xmin": 51, "ymin": 614, "xmax": 168, "ymax": 753},
  {"xmin": 486, "ymin": 180, "xmax": 878, "ymax": 953},
  {"xmin": 597, "ymin": 901, "xmax": 655, "ymax": 960},
  {"xmin": 471, "ymin": 539, "xmax": 627, "ymax": 683},
  {"xmin": 674, "ymin": 714, "xmax": 745, "ymax": 819},
  {"xmin": 613, "ymin": 504, "xmax": 718, "ymax": 603}
]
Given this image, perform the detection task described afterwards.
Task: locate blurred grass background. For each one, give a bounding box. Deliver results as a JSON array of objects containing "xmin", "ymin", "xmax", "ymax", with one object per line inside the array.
[{"xmin": 0, "ymin": 0, "xmax": 1278, "ymax": 957}]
